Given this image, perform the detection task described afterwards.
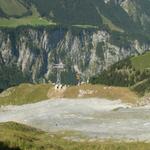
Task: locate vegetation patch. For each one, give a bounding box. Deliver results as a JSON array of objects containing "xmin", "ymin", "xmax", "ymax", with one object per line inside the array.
[
  {"xmin": 0, "ymin": 16, "xmax": 53, "ymax": 28},
  {"xmin": 96, "ymin": 42, "xmax": 105, "ymax": 59},
  {"xmin": 0, "ymin": 83, "xmax": 52, "ymax": 106},
  {"xmin": 131, "ymin": 79, "xmax": 150, "ymax": 96},
  {"xmin": 100, "ymin": 14, "xmax": 124, "ymax": 32},
  {"xmin": 61, "ymin": 84, "xmax": 138, "ymax": 104},
  {"xmin": 72, "ymin": 24, "xmax": 98, "ymax": 29},
  {"xmin": 131, "ymin": 51, "xmax": 150, "ymax": 71},
  {"xmin": 0, "ymin": 6, "xmax": 55, "ymax": 28},
  {"xmin": 0, "ymin": 83, "xmax": 138, "ymax": 106},
  {"xmin": 0, "ymin": 64, "xmax": 30, "ymax": 92}
]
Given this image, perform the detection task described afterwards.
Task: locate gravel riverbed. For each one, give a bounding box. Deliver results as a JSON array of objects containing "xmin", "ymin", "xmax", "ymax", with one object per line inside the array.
[{"xmin": 0, "ymin": 98, "xmax": 150, "ymax": 141}]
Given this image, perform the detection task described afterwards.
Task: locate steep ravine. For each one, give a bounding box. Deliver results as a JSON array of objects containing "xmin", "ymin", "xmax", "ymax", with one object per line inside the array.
[{"xmin": 0, "ymin": 27, "xmax": 149, "ymax": 84}]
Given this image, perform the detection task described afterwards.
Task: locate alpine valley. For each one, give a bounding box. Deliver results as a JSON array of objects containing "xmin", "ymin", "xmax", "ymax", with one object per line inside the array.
[
  {"xmin": 1, "ymin": 1, "xmax": 150, "ymax": 150},
  {"xmin": 0, "ymin": 0, "xmax": 150, "ymax": 90}
]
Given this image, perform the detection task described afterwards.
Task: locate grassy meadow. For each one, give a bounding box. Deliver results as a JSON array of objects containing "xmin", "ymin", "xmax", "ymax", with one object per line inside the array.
[
  {"xmin": 131, "ymin": 51, "xmax": 150, "ymax": 71},
  {"xmin": 61, "ymin": 84, "xmax": 138, "ymax": 103},
  {"xmin": 0, "ymin": 16, "xmax": 53, "ymax": 27},
  {"xmin": 0, "ymin": 6, "xmax": 56, "ymax": 27},
  {"xmin": 0, "ymin": 83, "xmax": 52, "ymax": 106}
]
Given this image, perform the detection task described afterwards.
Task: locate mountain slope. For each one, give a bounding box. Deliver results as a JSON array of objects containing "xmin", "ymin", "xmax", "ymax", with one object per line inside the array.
[
  {"xmin": 29, "ymin": 0, "xmax": 150, "ymax": 33},
  {"xmin": 120, "ymin": 0, "xmax": 150, "ymax": 33},
  {"xmin": 0, "ymin": 0, "xmax": 149, "ymax": 35},
  {"xmin": 90, "ymin": 51, "xmax": 150, "ymax": 95},
  {"xmin": 0, "ymin": 0, "xmax": 30, "ymax": 17},
  {"xmin": 0, "ymin": 0, "xmax": 150, "ymax": 89},
  {"xmin": 0, "ymin": 1, "xmax": 149, "ymax": 42}
]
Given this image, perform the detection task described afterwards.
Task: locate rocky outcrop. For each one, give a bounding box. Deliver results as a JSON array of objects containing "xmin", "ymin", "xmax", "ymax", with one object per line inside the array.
[{"xmin": 0, "ymin": 27, "xmax": 149, "ymax": 84}]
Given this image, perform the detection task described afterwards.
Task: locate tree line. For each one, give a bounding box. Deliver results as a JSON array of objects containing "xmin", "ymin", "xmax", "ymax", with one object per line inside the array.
[
  {"xmin": 0, "ymin": 64, "xmax": 30, "ymax": 92},
  {"xmin": 90, "ymin": 58, "xmax": 150, "ymax": 88}
]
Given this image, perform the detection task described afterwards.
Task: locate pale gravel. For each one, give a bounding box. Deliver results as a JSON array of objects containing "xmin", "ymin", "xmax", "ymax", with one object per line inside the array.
[{"xmin": 0, "ymin": 98, "xmax": 150, "ymax": 142}]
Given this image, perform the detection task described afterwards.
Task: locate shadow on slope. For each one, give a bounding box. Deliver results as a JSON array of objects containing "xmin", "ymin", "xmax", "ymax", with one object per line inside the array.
[{"xmin": 0, "ymin": 142, "xmax": 20, "ymax": 150}]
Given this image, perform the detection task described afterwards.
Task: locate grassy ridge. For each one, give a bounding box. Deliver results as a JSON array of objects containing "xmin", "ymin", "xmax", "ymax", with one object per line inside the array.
[
  {"xmin": 62, "ymin": 84, "xmax": 138, "ymax": 103},
  {"xmin": 131, "ymin": 51, "xmax": 150, "ymax": 71},
  {"xmin": 0, "ymin": 122, "xmax": 150, "ymax": 150},
  {"xmin": 0, "ymin": 83, "xmax": 52, "ymax": 106},
  {"xmin": 131, "ymin": 52, "xmax": 150, "ymax": 95},
  {"xmin": 0, "ymin": 83, "xmax": 138, "ymax": 106}
]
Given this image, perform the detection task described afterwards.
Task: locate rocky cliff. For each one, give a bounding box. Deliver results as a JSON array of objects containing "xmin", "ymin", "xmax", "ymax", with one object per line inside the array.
[{"xmin": 0, "ymin": 27, "xmax": 149, "ymax": 84}]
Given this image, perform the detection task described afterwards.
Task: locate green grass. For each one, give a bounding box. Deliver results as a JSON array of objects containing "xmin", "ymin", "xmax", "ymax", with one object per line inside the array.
[
  {"xmin": 131, "ymin": 51, "xmax": 150, "ymax": 71},
  {"xmin": 72, "ymin": 24, "xmax": 98, "ymax": 29},
  {"xmin": 0, "ymin": 122, "xmax": 150, "ymax": 150},
  {"xmin": 96, "ymin": 6, "xmax": 124, "ymax": 32},
  {"xmin": 0, "ymin": 0, "xmax": 27, "ymax": 16},
  {"xmin": 0, "ymin": 6, "xmax": 56, "ymax": 27},
  {"xmin": 101, "ymin": 14, "xmax": 124, "ymax": 32},
  {"xmin": 0, "ymin": 17, "xmax": 53, "ymax": 27},
  {"xmin": 0, "ymin": 83, "xmax": 52, "ymax": 106}
]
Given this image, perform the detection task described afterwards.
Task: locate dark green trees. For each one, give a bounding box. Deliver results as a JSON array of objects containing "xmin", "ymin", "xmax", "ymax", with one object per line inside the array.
[
  {"xmin": 90, "ymin": 58, "xmax": 150, "ymax": 88},
  {"xmin": 0, "ymin": 65, "xmax": 30, "ymax": 91}
]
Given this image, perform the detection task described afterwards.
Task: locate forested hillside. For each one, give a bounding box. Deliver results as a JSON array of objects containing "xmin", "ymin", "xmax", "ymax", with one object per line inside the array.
[
  {"xmin": 0, "ymin": 0, "xmax": 149, "ymax": 35},
  {"xmin": 0, "ymin": 64, "xmax": 30, "ymax": 91},
  {"xmin": 90, "ymin": 51, "xmax": 150, "ymax": 95}
]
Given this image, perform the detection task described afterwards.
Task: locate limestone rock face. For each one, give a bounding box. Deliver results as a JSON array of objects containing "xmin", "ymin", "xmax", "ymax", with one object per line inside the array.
[{"xmin": 0, "ymin": 28, "xmax": 149, "ymax": 83}]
